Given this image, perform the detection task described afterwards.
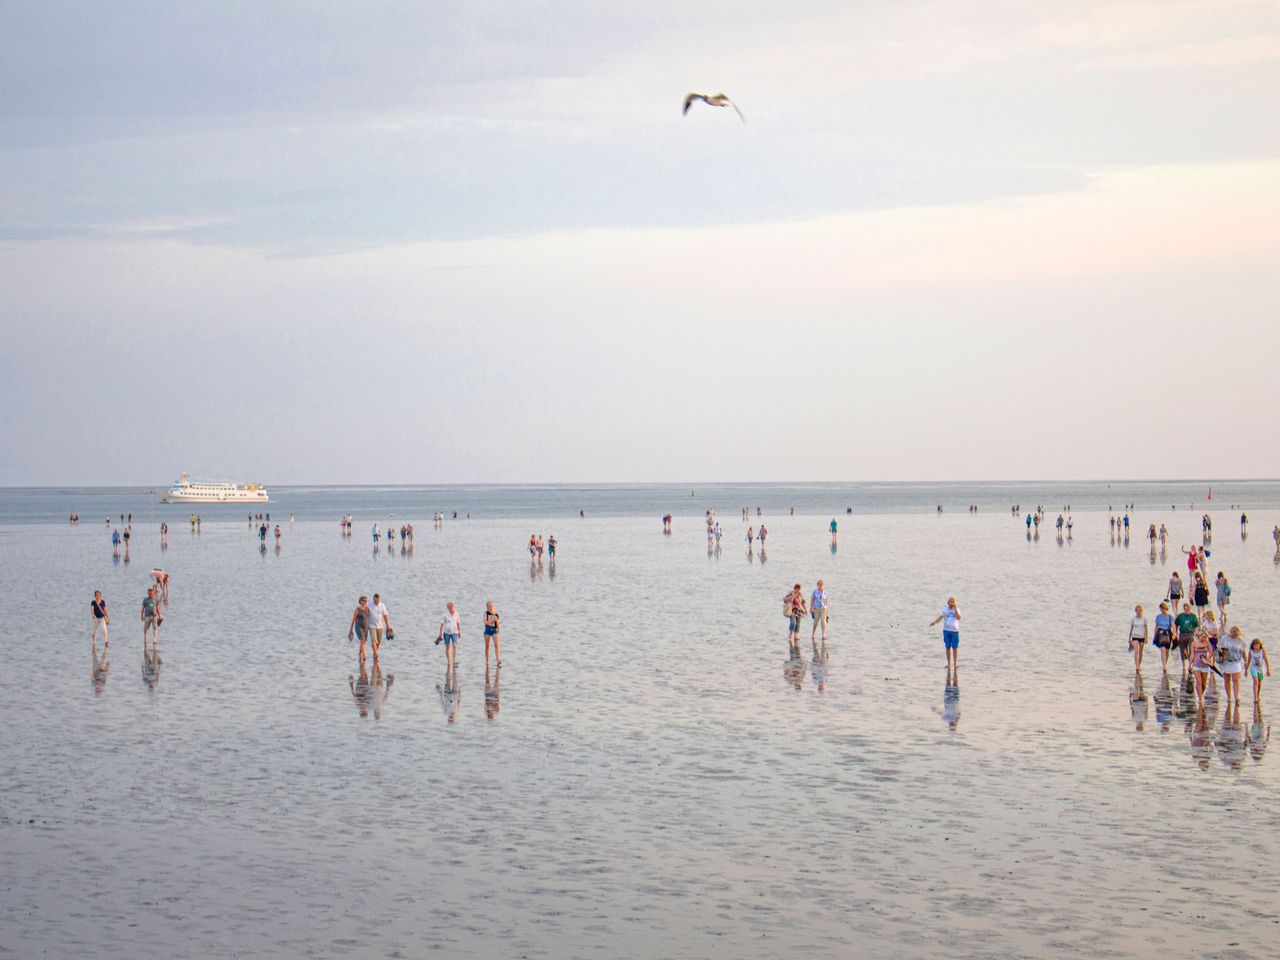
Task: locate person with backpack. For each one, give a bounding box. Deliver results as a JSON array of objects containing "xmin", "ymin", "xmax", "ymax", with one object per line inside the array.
[
  {"xmin": 1215, "ymin": 572, "xmax": 1231, "ymax": 625},
  {"xmin": 783, "ymin": 584, "xmax": 807, "ymax": 651}
]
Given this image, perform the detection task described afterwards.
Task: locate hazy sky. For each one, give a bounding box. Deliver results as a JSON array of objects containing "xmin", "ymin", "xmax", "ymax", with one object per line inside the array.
[{"xmin": 3, "ymin": 1, "xmax": 1278, "ymax": 485}]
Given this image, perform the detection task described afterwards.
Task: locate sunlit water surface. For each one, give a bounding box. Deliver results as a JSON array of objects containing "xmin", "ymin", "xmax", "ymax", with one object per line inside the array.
[{"xmin": 2, "ymin": 502, "xmax": 1279, "ymax": 958}]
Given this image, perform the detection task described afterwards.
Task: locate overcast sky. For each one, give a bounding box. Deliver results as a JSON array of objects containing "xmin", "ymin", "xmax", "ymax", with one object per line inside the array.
[{"xmin": 2, "ymin": 1, "xmax": 1278, "ymax": 485}]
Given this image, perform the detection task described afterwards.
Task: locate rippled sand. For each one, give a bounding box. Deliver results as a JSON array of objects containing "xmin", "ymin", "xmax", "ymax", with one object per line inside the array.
[{"xmin": 2, "ymin": 511, "xmax": 1277, "ymax": 958}]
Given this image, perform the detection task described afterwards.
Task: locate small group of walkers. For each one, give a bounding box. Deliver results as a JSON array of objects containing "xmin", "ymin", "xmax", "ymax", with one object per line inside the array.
[
  {"xmin": 1128, "ymin": 551, "xmax": 1270, "ymax": 706},
  {"xmin": 527, "ymin": 534, "xmax": 556, "ymax": 560},
  {"xmin": 346, "ymin": 595, "xmax": 503, "ymax": 670},
  {"xmin": 90, "ymin": 568, "xmax": 171, "ymax": 652},
  {"xmin": 348, "ymin": 594, "xmax": 393, "ymax": 661},
  {"xmin": 781, "ymin": 580, "xmax": 830, "ymax": 651},
  {"xmin": 1130, "ymin": 603, "xmax": 1270, "ymax": 707},
  {"xmin": 781, "ymin": 581, "xmax": 964, "ymax": 669},
  {"xmin": 370, "ymin": 522, "xmax": 414, "ymax": 544}
]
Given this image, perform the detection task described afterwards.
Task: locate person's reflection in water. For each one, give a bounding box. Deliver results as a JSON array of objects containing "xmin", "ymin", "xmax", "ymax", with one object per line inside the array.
[
  {"xmin": 809, "ymin": 648, "xmax": 827, "ymax": 694},
  {"xmin": 437, "ymin": 666, "xmax": 461, "ymax": 723},
  {"xmin": 141, "ymin": 646, "xmax": 161, "ymax": 693},
  {"xmin": 1175, "ymin": 674, "xmax": 1199, "ymax": 720},
  {"xmin": 350, "ymin": 662, "xmax": 372, "ymax": 718},
  {"xmin": 1153, "ymin": 673, "xmax": 1176, "ymax": 730},
  {"xmin": 350, "ymin": 661, "xmax": 394, "ymax": 720},
  {"xmin": 123, "ymin": 543, "xmax": 131, "ymax": 565},
  {"xmin": 91, "ymin": 639, "xmax": 110, "ymax": 695},
  {"xmin": 830, "ymin": 540, "xmax": 838, "ymax": 556},
  {"xmin": 1248, "ymin": 703, "xmax": 1270, "ymax": 763},
  {"xmin": 1129, "ymin": 674, "xmax": 1149, "ymax": 730},
  {"xmin": 783, "ymin": 649, "xmax": 805, "ymax": 691},
  {"xmin": 485, "ymin": 663, "xmax": 501, "ymax": 720},
  {"xmin": 943, "ymin": 669, "xmax": 960, "ymax": 730},
  {"xmin": 548, "ymin": 556, "xmax": 557, "ymax": 580},
  {"xmin": 1188, "ymin": 702, "xmax": 1217, "ymax": 769},
  {"xmin": 1217, "ymin": 700, "xmax": 1247, "ymax": 770},
  {"xmin": 759, "ymin": 546, "xmax": 767, "ymax": 565},
  {"xmin": 260, "ymin": 541, "xmax": 267, "ymax": 557},
  {"xmin": 1149, "ymin": 542, "xmax": 1158, "ymax": 565}
]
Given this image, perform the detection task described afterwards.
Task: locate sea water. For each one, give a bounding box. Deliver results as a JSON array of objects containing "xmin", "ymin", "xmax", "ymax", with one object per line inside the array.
[{"xmin": 1, "ymin": 484, "xmax": 1278, "ymax": 958}]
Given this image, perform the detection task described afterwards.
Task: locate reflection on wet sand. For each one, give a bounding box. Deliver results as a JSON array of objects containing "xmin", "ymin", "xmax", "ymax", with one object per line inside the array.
[
  {"xmin": 91, "ymin": 640, "xmax": 110, "ymax": 695},
  {"xmin": 1188, "ymin": 704, "xmax": 1215, "ymax": 769},
  {"xmin": 141, "ymin": 646, "xmax": 161, "ymax": 693},
  {"xmin": 1129, "ymin": 674, "xmax": 1148, "ymax": 730},
  {"xmin": 349, "ymin": 661, "xmax": 394, "ymax": 720},
  {"xmin": 1153, "ymin": 674, "xmax": 1176, "ymax": 730},
  {"xmin": 437, "ymin": 667, "xmax": 461, "ymax": 723},
  {"xmin": 810, "ymin": 646, "xmax": 827, "ymax": 694},
  {"xmin": 1249, "ymin": 704, "xmax": 1270, "ymax": 762},
  {"xmin": 942, "ymin": 669, "xmax": 960, "ymax": 730},
  {"xmin": 783, "ymin": 649, "xmax": 804, "ymax": 691},
  {"xmin": 484, "ymin": 664, "xmax": 501, "ymax": 720},
  {"xmin": 1216, "ymin": 701, "xmax": 1247, "ymax": 770}
]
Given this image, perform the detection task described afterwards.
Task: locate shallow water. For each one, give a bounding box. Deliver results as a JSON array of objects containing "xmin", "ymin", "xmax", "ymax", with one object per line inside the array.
[{"xmin": 2, "ymin": 502, "xmax": 1279, "ymax": 958}]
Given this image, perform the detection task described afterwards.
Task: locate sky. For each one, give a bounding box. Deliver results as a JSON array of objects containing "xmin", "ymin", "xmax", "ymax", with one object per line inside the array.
[{"xmin": 2, "ymin": 0, "xmax": 1278, "ymax": 485}]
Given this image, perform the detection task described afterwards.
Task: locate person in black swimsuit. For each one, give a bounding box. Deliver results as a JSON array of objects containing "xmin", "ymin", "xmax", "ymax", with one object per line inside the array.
[{"xmin": 483, "ymin": 601, "xmax": 502, "ymax": 667}]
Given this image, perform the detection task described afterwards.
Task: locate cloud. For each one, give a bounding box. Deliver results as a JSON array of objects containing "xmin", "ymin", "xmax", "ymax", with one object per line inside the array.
[{"xmin": 1075, "ymin": 33, "xmax": 1280, "ymax": 71}]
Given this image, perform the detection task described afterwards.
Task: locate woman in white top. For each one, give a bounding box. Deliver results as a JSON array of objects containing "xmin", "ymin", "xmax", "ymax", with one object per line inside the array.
[
  {"xmin": 1128, "ymin": 604, "xmax": 1148, "ymax": 672},
  {"xmin": 1217, "ymin": 626, "xmax": 1247, "ymax": 705}
]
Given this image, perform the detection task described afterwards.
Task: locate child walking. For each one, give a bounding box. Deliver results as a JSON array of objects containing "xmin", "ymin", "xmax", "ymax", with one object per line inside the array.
[{"xmin": 1247, "ymin": 639, "xmax": 1270, "ymax": 701}]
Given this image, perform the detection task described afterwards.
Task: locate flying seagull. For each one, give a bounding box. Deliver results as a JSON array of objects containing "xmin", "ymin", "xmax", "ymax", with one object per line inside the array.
[{"xmin": 683, "ymin": 92, "xmax": 745, "ymax": 123}]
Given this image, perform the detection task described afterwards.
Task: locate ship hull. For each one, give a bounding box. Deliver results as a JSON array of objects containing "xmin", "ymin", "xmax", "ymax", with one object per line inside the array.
[{"xmin": 162, "ymin": 491, "xmax": 270, "ymax": 504}]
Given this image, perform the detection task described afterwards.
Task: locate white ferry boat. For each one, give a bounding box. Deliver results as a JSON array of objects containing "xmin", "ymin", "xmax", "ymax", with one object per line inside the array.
[{"xmin": 162, "ymin": 473, "xmax": 270, "ymax": 504}]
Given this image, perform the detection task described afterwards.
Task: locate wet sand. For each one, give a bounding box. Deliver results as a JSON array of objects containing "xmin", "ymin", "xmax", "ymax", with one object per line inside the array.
[{"xmin": 1, "ymin": 509, "xmax": 1277, "ymax": 958}]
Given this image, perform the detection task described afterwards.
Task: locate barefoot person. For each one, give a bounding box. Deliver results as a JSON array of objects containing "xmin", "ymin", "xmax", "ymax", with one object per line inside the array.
[
  {"xmin": 930, "ymin": 596, "xmax": 962, "ymax": 669},
  {"xmin": 1247, "ymin": 639, "xmax": 1270, "ymax": 701},
  {"xmin": 1217, "ymin": 625, "xmax": 1248, "ymax": 705},
  {"xmin": 1174, "ymin": 603, "xmax": 1199, "ymax": 675},
  {"xmin": 1188, "ymin": 628, "xmax": 1214, "ymax": 706},
  {"xmin": 1128, "ymin": 604, "xmax": 1148, "ymax": 672},
  {"xmin": 91, "ymin": 590, "xmax": 110, "ymax": 644},
  {"xmin": 1152, "ymin": 602, "xmax": 1175, "ymax": 672},
  {"xmin": 347, "ymin": 595, "xmax": 372, "ymax": 661},
  {"xmin": 140, "ymin": 587, "xmax": 161, "ymax": 649},
  {"xmin": 483, "ymin": 601, "xmax": 501, "ymax": 667},
  {"xmin": 810, "ymin": 579, "xmax": 829, "ymax": 645},
  {"xmin": 437, "ymin": 601, "xmax": 461, "ymax": 669},
  {"xmin": 783, "ymin": 583, "xmax": 807, "ymax": 651},
  {"xmin": 369, "ymin": 593, "xmax": 392, "ymax": 659}
]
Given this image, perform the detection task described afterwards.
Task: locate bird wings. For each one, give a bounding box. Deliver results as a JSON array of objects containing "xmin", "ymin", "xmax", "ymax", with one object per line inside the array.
[{"xmin": 682, "ymin": 92, "xmax": 745, "ymax": 123}]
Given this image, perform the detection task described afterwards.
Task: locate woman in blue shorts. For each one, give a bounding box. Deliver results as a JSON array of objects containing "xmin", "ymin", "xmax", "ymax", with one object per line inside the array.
[{"xmin": 930, "ymin": 597, "xmax": 962, "ymax": 668}]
